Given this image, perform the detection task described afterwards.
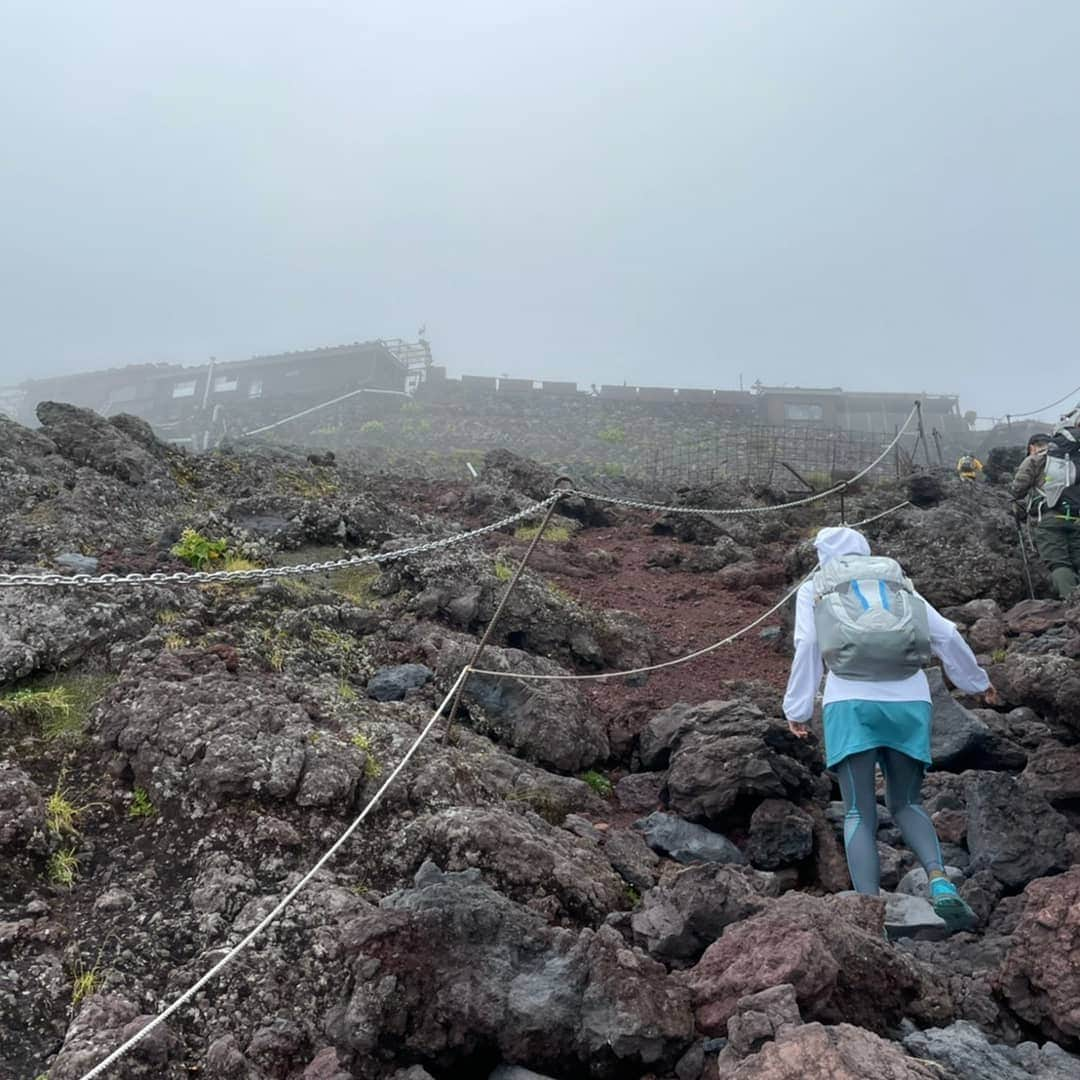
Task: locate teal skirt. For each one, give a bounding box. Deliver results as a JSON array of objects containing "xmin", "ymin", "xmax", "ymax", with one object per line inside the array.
[{"xmin": 822, "ymin": 699, "xmax": 932, "ymax": 769}]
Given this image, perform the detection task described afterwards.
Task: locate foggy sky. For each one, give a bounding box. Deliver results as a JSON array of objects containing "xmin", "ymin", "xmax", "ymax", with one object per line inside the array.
[{"xmin": 3, "ymin": 1, "xmax": 1079, "ymax": 423}]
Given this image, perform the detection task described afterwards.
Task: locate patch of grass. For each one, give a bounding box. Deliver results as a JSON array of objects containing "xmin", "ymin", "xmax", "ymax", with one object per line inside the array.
[
  {"xmin": 547, "ymin": 581, "xmax": 575, "ymax": 604},
  {"xmin": 331, "ymin": 565, "xmax": 380, "ymax": 605},
  {"xmin": 171, "ymin": 527, "xmax": 228, "ymax": 569},
  {"xmin": 338, "ymin": 680, "xmax": 358, "ymax": 703},
  {"xmin": 601, "ymin": 462, "xmax": 624, "ymax": 477},
  {"xmin": 360, "ymin": 419, "xmax": 385, "ymax": 434},
  {"xmin": 0, "ymin": 686, "xmax": 73, "ymax": 724},
  {"xmin": 70, "ymin": 955, "xmax": 101, "ymax": 1007},
  {"xmin": 514, "ymin": 524, "xmax": 572, "ymax": 543},
  {"xmin": 991, "ymin": 648, "xmax": 1007, "ymax": 664},
  {"xmin": 581, "ymin": 770, "xmax": 613, "ymax": 798},
  {"xmin": 163, "ymin": 633, "xmax": 188, "ymax": 651},
  {"xmin": 597, "ymin": 424, "xmax": 626, "ymax": 444},
  {"xmin": 223, "ymin": 555, "xmax": 262, "ymax": 573},
  {"xmin": 155, "ymin": 609, "xmax": 181, "ymax": 626},
  {"xmin": 48, "ymin": 847, "xmax": 80, "ymax": 889},
  {"xmin": 129, "ymin": 787, "xmax": 156, "ymax": 819},
  {"xmin": 278, "ymin": 470, "xmax": 340, "ymax": 499},
  {"xmin": 624, "ymin": 885, "xmax": 641, "ymax": 906},
  {"xmin": 493, "ymin": 560, "xmax": 514, "ymax": 582},
  {"xmin": 1, "ymin": 675, "xmax": 114, "ymax": 743}
]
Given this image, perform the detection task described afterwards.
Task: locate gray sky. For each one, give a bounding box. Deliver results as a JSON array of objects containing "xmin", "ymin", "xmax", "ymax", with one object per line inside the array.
[{"xmin": 3, "ymin": 1, "xmax": 1079, "ymax": 423}]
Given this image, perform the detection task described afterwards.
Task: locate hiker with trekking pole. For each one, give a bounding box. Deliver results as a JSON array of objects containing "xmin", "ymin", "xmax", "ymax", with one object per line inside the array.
[
  {"xmin": 1010, "ymin": 410, "xmax": 1080, "ymax": 600},
  {"xmin": 783, "ymin": 527, "xmax": 998, "ymax": 933}
]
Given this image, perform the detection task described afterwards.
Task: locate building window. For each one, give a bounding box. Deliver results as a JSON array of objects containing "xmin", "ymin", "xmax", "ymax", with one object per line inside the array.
[
  {"xmin": 784, "ymin": 403, "xmax": 824, "ymax": 422},
  {"xmin": 172, "ymin": 379, "xmax": 198, "ymax": 399},
  {"xmin": 248, "ymin": 379, "xmax": 263, "ymax": 398},
  {"xmin": 213, "ymin": 375, "xmax": 238, "ymax": 393}
]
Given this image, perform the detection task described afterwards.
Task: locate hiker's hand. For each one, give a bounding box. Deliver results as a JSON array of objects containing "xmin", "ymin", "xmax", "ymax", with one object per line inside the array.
[
  {"xmin": 787, "ymin": 720, "xmax": 811, "ymax": 739},
  {"xmin": 984, "ymin": 685, "xmax": 1000, "ymax": 707}
]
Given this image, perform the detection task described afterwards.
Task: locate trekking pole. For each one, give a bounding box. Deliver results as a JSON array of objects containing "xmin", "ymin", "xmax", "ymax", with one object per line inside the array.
[{"xmin": 1015, "ymin": 518, "xmax": 1036, "ymax": 600}]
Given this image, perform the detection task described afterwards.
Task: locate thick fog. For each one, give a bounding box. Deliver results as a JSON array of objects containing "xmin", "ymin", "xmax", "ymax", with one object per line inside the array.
[{"xmin": 2, "ymin": 1, "xmax": 1079, "ymax": 422}]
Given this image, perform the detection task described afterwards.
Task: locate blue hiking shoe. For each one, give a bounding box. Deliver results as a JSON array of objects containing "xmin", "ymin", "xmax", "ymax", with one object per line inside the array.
[{"xmin": 929, "ymin": 877, "xmax": 976, "ymax": 933}]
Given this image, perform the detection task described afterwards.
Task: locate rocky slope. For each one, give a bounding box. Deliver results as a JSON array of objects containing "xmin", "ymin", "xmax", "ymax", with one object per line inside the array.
[{"xmin": 1, "ymin": 403, "xmax": 1079, "ymax": 1080}]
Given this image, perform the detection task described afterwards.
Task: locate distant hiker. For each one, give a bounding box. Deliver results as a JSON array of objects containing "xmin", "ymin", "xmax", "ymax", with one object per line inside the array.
[
  {"xmin": 956, "ymin": 453, "xmax": 983, "ymax": 482},
  {"xmin": 783, "ymin": 527, "xmax": 997, "ymax": 932},
  {"xmin": 1026, "ymin": 432, "xmax": 1051, "ymax": 456},
  {"xmin": 1010, "ymin": 405, "xmax": 1080, "ymax": 599}
]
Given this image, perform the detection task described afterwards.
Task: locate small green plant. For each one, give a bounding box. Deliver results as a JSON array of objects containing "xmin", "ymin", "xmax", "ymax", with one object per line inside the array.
[
  {"xmin": 163, "ymin": 633, "xmax": 188, "ymax": 651},
  {"xmin": 338, "ymin": 680, "xmax": 358, "ymax": 703},
  {"xmin": 581, "ymin": 770, "xmax": 613, "ymax": 798},
  {"xmin": 352, "ymin": 731, "xmax": 383, "ymax": 778},
  {"xmin": 360, "ymin": 419, "xmax": 385, "ymax": 434},
  {"xmin": 600, "ymin": 462, "xmax": 624, "ymax": 477},
  {"xmin": 493, "ymin": 560, "xmax": 514, "ymax": 582},
  {"xmin": 624, "ymin": 885, "xmax": 641, "ymax": 906},
  {"xmin": 70, "ymin": 953, "xmax": 101, "ymax": 1007},
  {"xmin": 171, "ymin": 528, "xmax": 228, "ymax": 569},
  {"xmin": 991, "ymin": 648, "xmax": 1007, "ymax": 664},
  {"xmin": 597, "ymin": 424, "xmax": 626, "ymax": 444},
  {"xmin": 48, "ymin": 847, "xmax": 80, "ymax": 888},
  {"xmin": 155, "ymin": 609, "xmax": 181, "ymax": 626},
  {"xmin": 351, "ymin": 881, "xmax": 371, "ymax": 897},
  {"xmin": 129, "ymin": 787, "xmax": 156, "ymax": 819},
  {"xmin": 514, "ymin": 524, "xmax": 572, "ymax": 543}
]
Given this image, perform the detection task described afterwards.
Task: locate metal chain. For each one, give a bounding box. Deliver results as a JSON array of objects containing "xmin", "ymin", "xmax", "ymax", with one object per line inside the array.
[
  {"xmin": 566, "ymin": 405, "xmax": 917, "ymax": 517},
  {"xmin": 0, "ymin": 496, "xmax": 559, "ymax": 590}
]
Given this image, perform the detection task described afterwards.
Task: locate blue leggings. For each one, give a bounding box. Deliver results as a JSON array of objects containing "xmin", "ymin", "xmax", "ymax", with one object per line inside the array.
[{"xmin": 836, "ymin": 747, "xmax": 944, "ymax": 895}]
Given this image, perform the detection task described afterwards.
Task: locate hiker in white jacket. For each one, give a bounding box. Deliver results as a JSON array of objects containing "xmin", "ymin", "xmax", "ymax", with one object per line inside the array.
[{"xmin": 782, "ymin": 526, "xmax": 997, "ymax": 931}]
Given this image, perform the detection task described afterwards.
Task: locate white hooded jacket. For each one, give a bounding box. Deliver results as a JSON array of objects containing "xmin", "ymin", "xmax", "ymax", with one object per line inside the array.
[{"xmin": 782, "ymin": 527, "xmax": 990, "ymax": 723}]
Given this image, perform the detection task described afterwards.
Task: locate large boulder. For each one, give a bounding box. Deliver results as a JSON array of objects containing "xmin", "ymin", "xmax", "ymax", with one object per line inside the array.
[
  {"xmin": 963, "ymin": 771, "xmax": 1071, "ymax": 889},
  {"xmin": 677, "ymin": 892, "xmax": 951, "ymax": 1036},
  {"xmin": 1020, "ymin": 744, "xmax": 1080, "ymax": 805},
  {"xmin": 904, "ymin": 1020, "xmax": 1080, "ymax": 1080},
  {"xmin": 640, "ymin": 700, "xmax": 821, "ymax": 824},
  {"xmin": 717, "ymin": 1022, "xmax": 944, "ymax": 1080},
  {"xmin": 97, "ymin": 650, "xmax": 364, "ymax": 814},
  {"xmin": 334, "ymin": 862, "xmax": 694, "ymax": 1077},
  {"xmin": 426, "ymin": 634, "xmax": 608, "ymax": 772},
  {"xmin": 745, "ymin": 800, "xmax": 814, "ymax": 870},
  {"xmin": 998, "ymin": 867, "xmax": 1080, "ymax": 1042},
  {"xmin": 631, "ymin": 863, "xmax": 768, "ymax": 965},
  {"xmin": 50, "ymin": 994, "xmax": 183, "ymax": 1080},
  {"xmin": 396, "ymin": 806, "xmax": 629, "ymax": 925},
  {"xmin": 634, "ymin": 812, "xmax": 745, "ymax": 865},
  {"xmin": 36, "ymin": 401, "xmax": 176, "ymax": 490},
  {"xmin": 994, "ymin": 653, "xmax": 1080, "ymax": 734},
  {"xmin": 875, "ymin": 495, "xmax": 1029, "ymax": 610}
]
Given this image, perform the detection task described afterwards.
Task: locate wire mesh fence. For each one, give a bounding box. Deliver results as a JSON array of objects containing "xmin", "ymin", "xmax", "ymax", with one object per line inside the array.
[{"xmin": 641, "ymin": 423, "xmax": 913, "ymax": 487}]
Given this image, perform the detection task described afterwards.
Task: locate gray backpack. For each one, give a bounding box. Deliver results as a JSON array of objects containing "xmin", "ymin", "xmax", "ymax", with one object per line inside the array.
[
  {"xmin": 1036, "ymin": 426, "xmax": 1080, "ymax": 512},
  {"xmin": 812, "ymin": 554, "xmax": 932, "ymax": 681}
]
